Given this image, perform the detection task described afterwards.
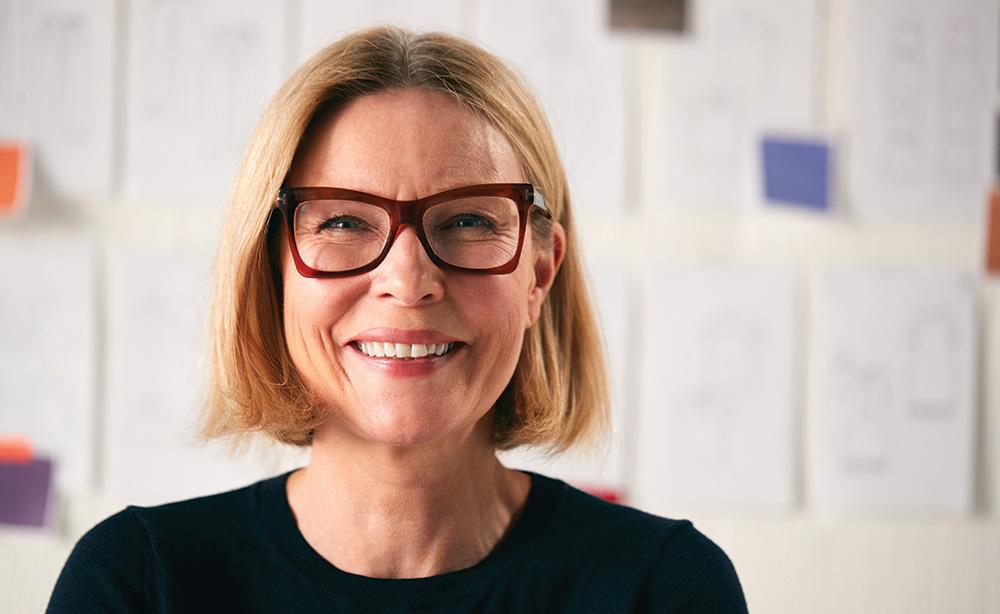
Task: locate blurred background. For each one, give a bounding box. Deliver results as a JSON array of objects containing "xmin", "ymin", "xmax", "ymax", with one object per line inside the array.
[{"xmin": 1, "ymin": 0, "xmax": 998, "ymax": 612}]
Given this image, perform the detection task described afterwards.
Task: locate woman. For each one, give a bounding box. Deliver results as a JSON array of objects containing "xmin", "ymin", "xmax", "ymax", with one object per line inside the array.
[{"xmin": 48, "ymin": 27, "xmax": 746, "ymax": 613}]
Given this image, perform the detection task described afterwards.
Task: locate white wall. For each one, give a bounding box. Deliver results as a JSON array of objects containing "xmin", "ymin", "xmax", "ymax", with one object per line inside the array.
[{"xmin": 2, "ymin": 1, "xmax": 999, "ymax": 612}]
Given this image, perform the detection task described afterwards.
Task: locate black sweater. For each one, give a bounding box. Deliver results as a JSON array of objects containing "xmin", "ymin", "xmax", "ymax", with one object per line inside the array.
[{"xmin": 47, "ymin": 471, "xmax": 748, "ymax": 613}]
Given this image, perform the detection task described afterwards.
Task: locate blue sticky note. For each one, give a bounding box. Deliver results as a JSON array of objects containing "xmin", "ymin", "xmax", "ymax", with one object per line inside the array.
[{"xmin": 761, "ymin": 136, "xmax": 831, "ymax": 211}]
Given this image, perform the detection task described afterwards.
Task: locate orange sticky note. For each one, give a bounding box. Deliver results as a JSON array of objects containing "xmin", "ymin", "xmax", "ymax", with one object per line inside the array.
[
  {"xmin": 0, "ymin": 142, "xmax": 30, "ymax": 218},
  {"xmin": 0, "ymin": 436, "xmax": 34, "ymax": 463},
  {"xmin": 987, "ymin": 186, "xmax": 1000, "ymax": 275}
]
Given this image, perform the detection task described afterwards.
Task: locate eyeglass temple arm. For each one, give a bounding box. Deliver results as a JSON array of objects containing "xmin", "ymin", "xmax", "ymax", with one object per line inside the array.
[{"xmin": 532, "ymin": 186, "xmax": 553, "ymax": 219}]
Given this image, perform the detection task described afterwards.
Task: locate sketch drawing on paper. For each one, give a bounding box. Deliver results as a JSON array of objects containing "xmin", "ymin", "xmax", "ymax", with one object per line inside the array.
[
  {"xmin": 202, "ymin": 24, "xmax": 262, "ymax": 159},
  {"xmin": 0, "ymin": 0, "xmax": 30, "ymax": 123},
  {"xmin": 831, "ymin": 352, "xmax": 893, "ymax": 474},
  {"xmin": 671, "ymin": 314, "xmax": 762, "ymax": 465},
  {"xmin": 0, "ymin": 239, "xmax": 95, "ymax": 490},
  {"xmin": 35, "ymin": 13, "xmax": 92, "ymax": 146},
  {"xmin": 877, "ymin": 3, "xmax": 984, "ymax": 186},
  {"xmin": 0, "ymin": 291, "xmax": 41, "ymax": 415},
  {"xmin": 881, "ymin": 15, "xmax": 927, "ymax": 178},
  {"xmin": 937, "ymin": 8, "xmax": 981, "ymax": 179},
  {"xmin": 0, "ymin": 289, "xmax": 76, "ymax": 426},
  {"xmin": 141, "ymin": 0, "xmax": 195, "ymax": 122},
  {"xmin": 711, "ymin": 8, "xmax": 779, "ymax": 106},
  {"xmin": 904, "ymin": 306, "xmax": 960, "ymax": 420},
  {"xmin": 684, "ymin": 87, "xmax": 741, "ymax": 177},
  {"xmin": 535, "ymin": 2, "xmax": 583, "ymax": 96},
  {"xmin": 679, "ymin": 5, "xmax": 784, "ymax": 193},
  {"xmin": 108, "ymin": 252, "xmax": 211, "ymax": 447}
]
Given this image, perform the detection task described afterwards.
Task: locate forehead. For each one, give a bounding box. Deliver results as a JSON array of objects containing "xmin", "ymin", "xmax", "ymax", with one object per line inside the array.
[{"xmin": 287, "ymin": 89, "xmax": 524, "ymax": 197}]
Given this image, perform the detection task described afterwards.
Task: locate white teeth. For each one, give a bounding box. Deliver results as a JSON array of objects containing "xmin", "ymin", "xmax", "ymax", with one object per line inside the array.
[{"xmin": 357, "ymin": 341, "xmax": 455, "ymax": 359}]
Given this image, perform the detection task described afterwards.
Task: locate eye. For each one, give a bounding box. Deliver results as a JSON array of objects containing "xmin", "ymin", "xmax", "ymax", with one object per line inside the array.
[
  {"xmin": 317, "ymin": 216, "xmax": 365, "ymax": 232},
  {"xmin": 447, "ymin": 213, "xmax": 496, "ymax": 230}
]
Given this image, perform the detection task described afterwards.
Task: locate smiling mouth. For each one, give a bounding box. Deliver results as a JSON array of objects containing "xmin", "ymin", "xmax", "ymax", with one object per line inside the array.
[{"xmin": 354, "ymin": 341, "xmax": 458, "ymax": 359}]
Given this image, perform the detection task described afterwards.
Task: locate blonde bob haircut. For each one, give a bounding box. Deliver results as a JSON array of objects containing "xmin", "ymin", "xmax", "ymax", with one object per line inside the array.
[{"xmin": 203, "ymin": 26, "xmax": 609, "ymax": 451}]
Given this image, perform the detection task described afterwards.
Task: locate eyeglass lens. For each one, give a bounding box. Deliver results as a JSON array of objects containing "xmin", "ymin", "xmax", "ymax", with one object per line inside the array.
[{"xmin": 293, "ymin": 196, "xmax": 521, "ymax": 272}]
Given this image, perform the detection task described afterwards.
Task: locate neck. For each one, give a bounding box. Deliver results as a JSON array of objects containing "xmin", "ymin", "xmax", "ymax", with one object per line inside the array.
[{"xmin": 286, "ymin": 418, "xmax": 531, "ymax": 579}]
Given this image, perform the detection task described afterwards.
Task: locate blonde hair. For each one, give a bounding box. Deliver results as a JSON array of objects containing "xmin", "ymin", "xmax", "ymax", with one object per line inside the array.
[{"xmin": 202, "ymin": 26, "xmax": 608, "ymax": 451}]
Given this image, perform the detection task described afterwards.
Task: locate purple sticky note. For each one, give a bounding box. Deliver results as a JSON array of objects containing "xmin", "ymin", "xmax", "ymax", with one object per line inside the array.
[
  {"xmin": 761, "ymin": 136, "xmax": 832, "ymax": 211},
  {"xmin": 0, "ymin": 457, "xmax": 53, "ymax": 527}
]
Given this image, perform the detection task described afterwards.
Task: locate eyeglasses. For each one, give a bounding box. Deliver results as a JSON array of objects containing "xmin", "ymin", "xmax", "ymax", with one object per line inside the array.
[{"xmin": 275, "ymin": 183, "xmax": 552, "ymax": 277}]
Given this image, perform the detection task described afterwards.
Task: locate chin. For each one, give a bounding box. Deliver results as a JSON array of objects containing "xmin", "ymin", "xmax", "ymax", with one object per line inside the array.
[{"xmin": 356, "ymin": 403, "xmax": 475, "ymax": 447}]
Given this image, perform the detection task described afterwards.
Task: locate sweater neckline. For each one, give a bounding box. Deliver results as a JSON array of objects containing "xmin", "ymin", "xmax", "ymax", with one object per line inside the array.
[{"xmin": 256, "ymin": 468, "xmax": 559, "ymax": 607}]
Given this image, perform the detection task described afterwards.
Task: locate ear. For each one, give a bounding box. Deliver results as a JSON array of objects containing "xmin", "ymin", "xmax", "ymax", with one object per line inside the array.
[{"xmin": 526, "ymin": 221, "xmax": 566, "ymax": 326}]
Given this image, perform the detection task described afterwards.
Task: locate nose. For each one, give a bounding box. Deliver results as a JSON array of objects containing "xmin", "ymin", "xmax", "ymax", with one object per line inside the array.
[{"xmin": 370, "ymin": 225, "xmax": 444, "ymax": 305}]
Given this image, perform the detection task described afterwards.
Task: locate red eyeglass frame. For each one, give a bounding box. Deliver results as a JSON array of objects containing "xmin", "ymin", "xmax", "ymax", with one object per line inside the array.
[{"xmin": 274, "ymin": 183, "xmax": 552, "ymax": 278}]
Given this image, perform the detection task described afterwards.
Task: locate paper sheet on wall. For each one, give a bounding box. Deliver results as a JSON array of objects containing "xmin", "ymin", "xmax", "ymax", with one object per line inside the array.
[
  {"xmin": 499, "ymin": 263, "xmax": 633, "ymax": 498},
  {"xmin": 123, "ymin": 0, "xmax": 289, "ymax": 208},
  {"xmin": 0, "ymin": 0, "xmax": 116, "ymax": 196},
  {"xmin": 299, "ymin": 0, "xmax": 466, "ymax": 60},
  {"xmin": 833, "ymin": 0, "xmax": 998, "ymax": 221},
  {"xmin": 810, "ymin": 269, "xmax": 976, "ymax": 514},
  {"xmin": 104, "ymin": 244, "xmax": 286, "ymax": 504},
  {"xmin": 0, "ymin": 234, "xmax": 94, "ymax": 492},
  {"xmin": 652, "ymin": 0, "xmax": 820, "ymax": 213},
  {"xmin": 636, "ymin": 267, "xmax": 797, "ymax": 512},
  {"xmin": 475, "ymin": 0, "xmax": 628, "ymax": 215}
]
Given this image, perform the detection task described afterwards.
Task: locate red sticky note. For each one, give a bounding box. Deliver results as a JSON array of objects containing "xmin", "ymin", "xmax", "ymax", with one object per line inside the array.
[
  {"xmin": 580, "ymin": 485, "xmax": 625, "ymax": 504},
  {"xmin": 0, "ymin": 142, "xmax": 30, "ymax": 218},
  {"xmin": 987, "ymin": 187, "xmax": 1000, "ymax": 275}
]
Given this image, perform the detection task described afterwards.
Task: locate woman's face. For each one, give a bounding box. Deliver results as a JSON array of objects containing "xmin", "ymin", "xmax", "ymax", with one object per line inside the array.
[{"xmin": 282, "ymin": 89, "xmax": 562, "ymax": 448}]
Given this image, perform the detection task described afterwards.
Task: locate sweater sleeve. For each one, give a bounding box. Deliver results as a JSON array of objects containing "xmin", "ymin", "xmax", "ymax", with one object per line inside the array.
[
  {"xmin": 642, "ymin": 523, "xmax": 749, "ymax": 614},
  {"xmin": 46, "ymin": 509, "xmax": 156, "ymax": 614}
]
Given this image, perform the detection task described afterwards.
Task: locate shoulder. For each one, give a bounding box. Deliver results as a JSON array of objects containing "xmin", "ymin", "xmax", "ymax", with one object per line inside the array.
[
  {"xmin": 642, "ymin": 521, "xmax": 748, "ymax": 613},
  {"xmin": 535, "ymin": 473, "xmax": 691, "ymax": 544},
  {"xmin": 47, "ymin": 508, "xmax": 155, "ymax": 613},
  {"xmin": 47, "ymin": 474, "xmax": 282, "ymax": 613},
  {"xmin": 532, "ymin": 474, "xmax": 747, "ymax": 613},
  {"xmin": 127, "ymin": 476, "xmax": 264, "ymax": 537},
  {"xmin": 120, "ymin": 474, "xmax": 284, "ymax": 567}
]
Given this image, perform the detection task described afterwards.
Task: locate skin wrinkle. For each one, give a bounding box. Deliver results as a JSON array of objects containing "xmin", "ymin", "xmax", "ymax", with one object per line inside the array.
[{"xmin": 279, "ymin": 89, "xmax": 565, "ymax": 579}]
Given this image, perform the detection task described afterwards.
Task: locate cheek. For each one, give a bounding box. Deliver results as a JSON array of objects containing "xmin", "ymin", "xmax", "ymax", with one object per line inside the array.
[
  {"xmin": 456, "ymin": 272, "xmax": 534, "ymax": 346},
  {"xmin": 282, "ymin": 271, "xmax": 367, "ymax": 370}
]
